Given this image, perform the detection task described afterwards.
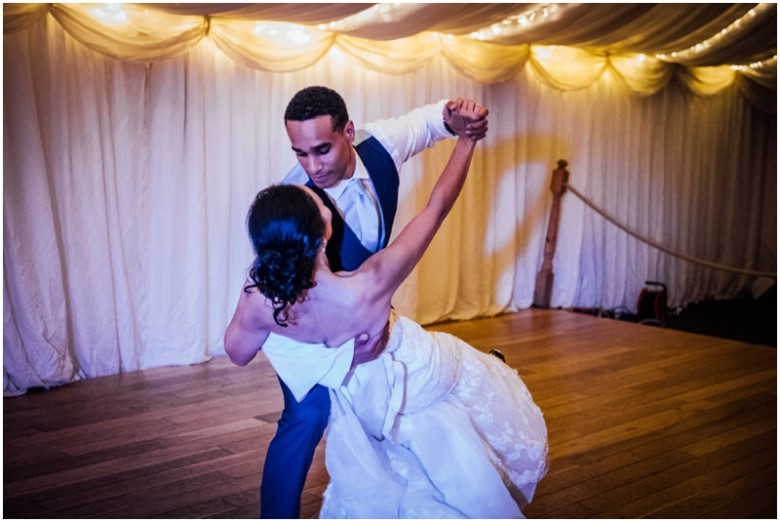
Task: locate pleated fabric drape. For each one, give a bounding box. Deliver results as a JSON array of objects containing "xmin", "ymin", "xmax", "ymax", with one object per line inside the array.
[{"xmin": 4, "ymin": 4, "xmax": 776, "ymax": 105}]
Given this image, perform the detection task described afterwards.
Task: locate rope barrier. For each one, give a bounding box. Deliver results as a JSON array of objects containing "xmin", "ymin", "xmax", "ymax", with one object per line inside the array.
[{"xmin": 565, "ymin": 182, "xmax": 777, "ymax": 279}]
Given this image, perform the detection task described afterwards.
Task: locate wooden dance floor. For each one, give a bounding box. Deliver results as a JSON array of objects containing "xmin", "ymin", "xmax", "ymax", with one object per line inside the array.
[{"xmin": 4, "ymin": 308, "xmax": 776, "ymax": 518}]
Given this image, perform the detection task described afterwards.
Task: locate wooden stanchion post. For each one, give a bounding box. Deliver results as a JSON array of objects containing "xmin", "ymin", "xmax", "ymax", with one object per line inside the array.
[{"xmin": 533, "ymin": 159, "xmax": 569, "ymax": 308}]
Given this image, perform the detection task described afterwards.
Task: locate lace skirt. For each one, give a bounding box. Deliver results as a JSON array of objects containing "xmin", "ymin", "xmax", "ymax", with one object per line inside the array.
[{"xmin": 320, "ymin": 314, "xmax": 548, "ymax": 519}]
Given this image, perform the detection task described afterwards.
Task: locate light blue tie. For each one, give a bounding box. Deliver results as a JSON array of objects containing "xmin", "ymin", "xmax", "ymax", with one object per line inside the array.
[{"xmin": 340, "ymin": 179, "xmax": 382, "ymax": 253}]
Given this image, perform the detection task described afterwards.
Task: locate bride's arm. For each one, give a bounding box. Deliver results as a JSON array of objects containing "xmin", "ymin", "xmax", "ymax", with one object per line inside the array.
[
  {"xmin": 357, "ymin": 132, "xmax": 477, "ymax": 305},
  {"xmin": 224, "ymin": 282, "xmax": 271, "ymax": 366}
]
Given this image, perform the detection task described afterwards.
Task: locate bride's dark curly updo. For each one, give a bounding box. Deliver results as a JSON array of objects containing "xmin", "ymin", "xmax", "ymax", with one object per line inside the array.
[{"xmin": 245, "ymin": 185, "xmax": 325, "ymax": 327}]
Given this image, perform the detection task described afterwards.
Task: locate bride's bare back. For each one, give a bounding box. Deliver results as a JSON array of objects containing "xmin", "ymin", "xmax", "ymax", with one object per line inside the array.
[{"xmin": 237, "ymin": 264, "xmax": 392, "ymax": 350}]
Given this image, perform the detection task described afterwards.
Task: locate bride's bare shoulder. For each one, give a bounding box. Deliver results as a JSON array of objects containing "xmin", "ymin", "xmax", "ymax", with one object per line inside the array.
[
  {"xmin": 237, "ymin": 280, "xmax": 276, "ymax": 327},
  {"xmin": 329, "ymin": 266, "xmax": 391, "ymax": 321},
  {"xmin": 320, "ymin": 270, "xmax": 362, "ymax": 304}
]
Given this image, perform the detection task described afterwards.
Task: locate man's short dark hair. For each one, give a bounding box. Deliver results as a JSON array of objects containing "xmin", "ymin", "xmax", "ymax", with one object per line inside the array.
[{"xmin": 284, "ymin": 86, "xmax": 349, "ymax": 132}]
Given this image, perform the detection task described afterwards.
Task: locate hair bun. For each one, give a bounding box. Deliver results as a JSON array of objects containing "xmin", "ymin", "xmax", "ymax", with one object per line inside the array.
[{"xmin": 245, "ymin": 184, "xmax": 326, "ymax": 326}]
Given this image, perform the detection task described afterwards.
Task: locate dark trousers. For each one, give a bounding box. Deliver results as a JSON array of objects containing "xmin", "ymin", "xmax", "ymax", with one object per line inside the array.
[{"xmin": 260, "ymin": 377, "xmax": 331, "ymax": 518}]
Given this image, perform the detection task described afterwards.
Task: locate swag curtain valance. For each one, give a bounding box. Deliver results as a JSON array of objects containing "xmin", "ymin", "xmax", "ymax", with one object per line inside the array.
[{"xmin": 4, "ymin": 3, "xmax": 777, "ymax": 110}]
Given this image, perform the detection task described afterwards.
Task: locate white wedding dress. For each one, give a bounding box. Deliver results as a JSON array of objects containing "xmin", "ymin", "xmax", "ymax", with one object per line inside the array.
[{"xmin": 263, "ymin": 313, "xmax": 548, "ymax": 519}]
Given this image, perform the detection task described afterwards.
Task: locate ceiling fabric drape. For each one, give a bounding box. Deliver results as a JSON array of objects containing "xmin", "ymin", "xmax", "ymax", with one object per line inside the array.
[
  {"xmin": 3, "ymin": 3, "xmax": 776, "ymax": 108},
  {"xmin": 3, "ymin": 4, "xmax": 776, "ymax": 395},
  {"xmin": 209, "ymin": 17, "xmax": 336, "ymax": 72}
]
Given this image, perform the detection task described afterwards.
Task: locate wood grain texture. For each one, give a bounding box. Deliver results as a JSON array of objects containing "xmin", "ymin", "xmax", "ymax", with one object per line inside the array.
[{"xmin": 4, "ymin": 309, "xmax": 776, "ymax": 518}]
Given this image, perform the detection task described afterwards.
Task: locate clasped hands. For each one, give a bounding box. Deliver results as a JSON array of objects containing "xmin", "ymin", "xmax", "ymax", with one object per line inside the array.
[{"xmin": 444, "ymin": 98, "xmax": 489, "ymax": 141}]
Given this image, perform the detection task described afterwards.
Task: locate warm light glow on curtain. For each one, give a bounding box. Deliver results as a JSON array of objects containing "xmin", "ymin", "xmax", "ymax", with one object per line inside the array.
[
  {"xmin": 210, "ymin": 18, "xmax": 335, "ymax": 72},
  {"xmin": 530, "ymin": 46, "xmax": 608, "ymax": 91},
  {"xmin": 607, "ymin": 54, "xmax": 675, "ymax": 96},
  {"xmin": 3, "ymin": 3, "xmax": 775, "ymax": 108},
  {"xmin": 676, "ymin": 66, "xmax": 738, "ymax": 96},
  {"xmin": 442, "ymin": 37, "xmax": 530, "ymax": 84},
  {"xmin": 336, "ymin": 32, "xmax": 440, "ymax": 75},
  {"xmin": 3, "ymin": 2, "xmax": 47, "ymax": 33},
  {"xmin": 739, "ymin": 55, "xmax": 778, "ymax": 88},
  {"xmin": 50, "ymin": 3, "xmax": 207, "ymax": 62}
]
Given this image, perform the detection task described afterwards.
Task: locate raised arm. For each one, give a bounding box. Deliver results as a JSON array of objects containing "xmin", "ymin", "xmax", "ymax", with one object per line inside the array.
[
  {"xmin": 357, "ymin": 101, "xmax": 483, "ymax": 306},
  {"xmin": 365, "ymin": 97, "xmax": 489, "ymax": 173}
]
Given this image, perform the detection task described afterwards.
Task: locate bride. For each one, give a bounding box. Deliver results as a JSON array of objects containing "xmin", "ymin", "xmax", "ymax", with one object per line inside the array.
[{"xmin": 225, "ymin": 101, "xmax": 548, "ymax": 518}]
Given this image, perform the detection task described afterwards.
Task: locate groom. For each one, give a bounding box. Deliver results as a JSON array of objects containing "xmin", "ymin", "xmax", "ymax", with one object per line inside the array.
[{"xmin": 261, "ymin": 85, "xmax": 488, "ymax": 518}]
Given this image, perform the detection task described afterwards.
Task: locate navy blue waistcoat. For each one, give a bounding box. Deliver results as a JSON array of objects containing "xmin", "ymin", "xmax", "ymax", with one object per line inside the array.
[{"xmin": 307, "ymin": 135, "xmax": 399, "ymax": 271}]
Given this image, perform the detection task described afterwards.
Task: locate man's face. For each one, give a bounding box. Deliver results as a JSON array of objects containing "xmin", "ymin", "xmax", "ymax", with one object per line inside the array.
[{"xmin": 286, "ymin": 115, "xmax": 356, "ymax": 189}]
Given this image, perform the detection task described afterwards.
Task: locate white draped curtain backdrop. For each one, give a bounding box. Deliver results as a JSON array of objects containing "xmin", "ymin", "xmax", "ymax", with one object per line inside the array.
[{"xmin": 4, "ymin": 3, "xmax": 777, "ymax": 395}]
